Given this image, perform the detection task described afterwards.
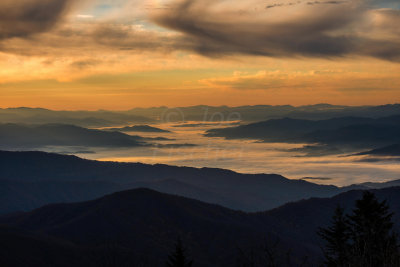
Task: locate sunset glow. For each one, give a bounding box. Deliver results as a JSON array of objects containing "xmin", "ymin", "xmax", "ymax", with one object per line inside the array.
[{"xmin": 1, "ymin": 0, "xmax": 399, "ymax": 109}]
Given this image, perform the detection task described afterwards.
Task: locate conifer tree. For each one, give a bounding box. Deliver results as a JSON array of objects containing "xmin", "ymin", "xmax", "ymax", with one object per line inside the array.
[
  {"xmin": 319, "ymin": 191, "xmax": 400, "ymax": 267},
  {"xmin": 348, "ymin": 191, "xmax": 399, "ymax": 267},
  {"xmin": 318, "ymin": 206, "xmax": 350, "ymax": 267},
  {"xmin": 166, "ymin": 238, "xmax": 193, "ymax": 267}
]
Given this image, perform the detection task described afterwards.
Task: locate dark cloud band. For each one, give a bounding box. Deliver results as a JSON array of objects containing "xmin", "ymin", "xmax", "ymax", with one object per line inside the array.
[
  {"xmin": 153, "ymin": 0, "xmax": 400, "ymax": 61},
  {"xmin": 0, "ymin": 0, "xmax": 73, "ymax": 39}
]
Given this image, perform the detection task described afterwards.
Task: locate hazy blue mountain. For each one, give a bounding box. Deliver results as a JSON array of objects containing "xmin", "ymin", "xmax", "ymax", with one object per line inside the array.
[
  {"xmin": 0, "ymin": 180, "xmax": 120, "ymax": 214},
  {"xmin": 355, "ymin": 144, "xmax": 400, "ymax": 156},
  {"xmin": 0, "ymin": 150, "xmax": 342, "ymax": 214},
  {"xmin": 2, "ymin": 104, "xmax": 400, "ymax": 128},
  {"xmin": 2, "ymin": 151, "xmax": 400, "ymax": 215},
  {"xmin": 205, "ymin": 116, "xmax": 378, "ymax": 140},
  {"xmin": 0, "ymin": 107, "xmax": 153, "ymax": 127},
  {"xmin": 0, "ymin": 123, "xmax": 147, "ymax": 149},
  {"xmin": 282, "ymin": 104, "xmax": 400, "ymax": 120},
  {"xmin": 128, "ymin": 104, "xmax": 400, "ymax": 122},
  {"xmin": 287, "ymin": 144, "xmax": 343, "ymax": 156},
  {"xmin": 343, "ymin": 179, "xmax": 400, "ymax": 190},
  {"xmin": 1, "ymin": 187, "xmax": 400, "ymax": 266},
  {"xmin": 107, "ymin": 125, "xmax": 171, "ymax": 133},
  {"xmin": 205, "ymin": 115, "xmax": 400, "ymax": 149},
  {"xmin": 302, "ymin": 124, "xmax": 400, "ymax": 147},
  {"xmin": 172, "ymin": 122, "xmax": 240, "ymax": 128}
]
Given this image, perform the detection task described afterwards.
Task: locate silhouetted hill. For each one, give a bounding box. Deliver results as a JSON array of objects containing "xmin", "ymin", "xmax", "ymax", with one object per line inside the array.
[
  {"xmin": 356, "ymin": 144, "xmax": 400, "ymax": 156},
  {"xmin": 283, "ymin": 104, "xmax": 400, "ymax": 120},
  {"xmin": 262, "ymin": 186, "xmax": 400, "ymax": 251},
  {"xmin": 206, "ymin": 117, "xmax": 373, "ymax": 140},
  {"xmin": 2, "ymin": 104, "xmax": 400, "ymax": 127},
  {"xmin": 0, "ymin": 123, "xmax": 147, "ymax": 149},
  {"xmin": 0, "ymin": 150, "xmax": 341, "ymax": 214},
  {"xmin": 107, "ymin": 125, "xmax": 171, "ymax": 133},
  {"xmin": 0, "ymin": 226, "xmax": 92, "ymax": 267},
  {"xmin": 302, "ymin": 124, "xmax": 400, "ymax": 147},
  {"xmin": 128, "ymin": 104, "xmax": 400, "ymax": 122},
  {"xmin": 344, "ymin": 179, "xmax": 400, "ymax": 190},
  {"xmin": 0, "ymin": 188, "xmax": 319, "ymax": 266},
  {"xmin": 0, "ymin": 180, "xmax": 119, "ymax": 214},
  {"xmin": 2, "ymin": 187, "xmax": 400, "ymax": 266},
  {"xmin": 0, "ymin": 108, "xmax": 153, "ymax": 127},
  {"xmin": 172, "ymin": 122, "xmax": 240, "ymax": 128},
  {"xmin": 205, "ymin": 115, "xmax": 400, "ymax": 149}
]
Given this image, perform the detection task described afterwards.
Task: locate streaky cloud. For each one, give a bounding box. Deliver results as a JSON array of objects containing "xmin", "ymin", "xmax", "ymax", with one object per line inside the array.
[
  {"xmin": 153, "ymin": 0, "xmax": 400, "ymax": 61},
  {"xmin": 0, "ymin": 0, "xmax": 77, "ymax": 39}
]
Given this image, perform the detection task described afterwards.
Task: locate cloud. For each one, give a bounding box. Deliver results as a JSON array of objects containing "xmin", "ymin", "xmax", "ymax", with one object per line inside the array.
[
  {"xmin": 200, "ymin": 71, "xmax": 293, "ymax": 90},
  {"xmin": 1, "ymin": 0, "xmax": 399, "ymax": 63},
  {"xmin": 70, "ymin": 59, "xmax": 101, "ymax": 69},
  {"xmin": 306, "ymin": 1, "xmax": 348, "ymax": 6},
  {"xmin": 90, "ymin": 24, "xmax": 183, "ymax": 51},
  {"xmin": 0, "ymin": 21, "xmax": 186, "ymax": 59},
  {"xmin": 199, "ymin": 69, "xmax": 400, "ymax": 91},
  {"xmin": 0, "ymin": 0, "xmax": 399, "ymax": 90},
  {"xmin": 0, "ymin": 0, "xmax": 77, "ymax": 39},
  {"xmin": 266, "ymin": 1, "xmax": 347, "ymax": 9},
  {"xmin": 153, "ymin": 0, "xmax": 400, "ymax": 61}
]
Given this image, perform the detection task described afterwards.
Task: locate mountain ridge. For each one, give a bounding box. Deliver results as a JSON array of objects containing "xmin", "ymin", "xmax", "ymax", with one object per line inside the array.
[
  {"xmin": 205, "ymin": 115, "xmax": 400, "ymax": 149},
  {"xmin": 2, "ymin": 186, "xmax": 400, "ymax": 266},
  {"xmin": 0, "ymin": 150, "xmax": 340, "ymax": 214}
]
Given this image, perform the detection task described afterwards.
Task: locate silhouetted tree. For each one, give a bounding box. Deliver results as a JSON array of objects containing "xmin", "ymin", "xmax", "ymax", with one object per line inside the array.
[
  {"xmin": 166, "ymin": 238, "xmax": 193, "ymax": 267},
  {"xmin": 235, "ymin": 237, "xmax": 301, "ymax": 267},
  {"xmin": 348, "ymin": 191, "xmax": 399, "ymax": 267},
  {"xmin": 318, "ymin": 206, "xmax": 350, "ymax": 267},
  {"xmin": 264, "ymin": 237, "xmax": 281, "ymax": 267},
  {"xmin": 94, "ymin": 241, "xmax": 128, "ymax": 267},
  {"xmin": 235, "ymin": 247, "xmax": 257, "ymax": 267},
  {"xmin": 319, "ymin": 191, "xmax": 400, "ymax": 267}
]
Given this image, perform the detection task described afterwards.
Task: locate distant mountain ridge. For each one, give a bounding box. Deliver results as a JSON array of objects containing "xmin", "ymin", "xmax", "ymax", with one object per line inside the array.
[
  {"xmin": 1, "ymin": 104, "xmax": 400, "ymax": 126},
  {"xmin": 106, "ymin": 125, "xmax": 171, "ymax": 133},
  {"xmin": 205, "ymin": 115, "xmax": 400, "ymax": 149},
  {"xmin": 0, "ymin": 150, "xmax": 341, "ymax": 214},
  {"xmin": 127, "ymin": 104, "xmax": 400, "ymax": 122},
  {"xmin": 0, "ymin": 107, "xmax": 154, "ymax": 127},
  {"xmin": 356, "ymin": 144, "xmax": 400, "ymax": 156},
  {"xmin": 0, "ymin": 123, "xmax": 147, "ymax": 149},
  {"xmin": 1, "ymin": 150, "xmax": 399, "ymax": 215}
]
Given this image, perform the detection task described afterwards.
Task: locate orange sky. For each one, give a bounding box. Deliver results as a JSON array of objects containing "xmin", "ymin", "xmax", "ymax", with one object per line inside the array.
[{"xmin": 0, "ymin": 0, "xmax": 399, "ymax": 109}]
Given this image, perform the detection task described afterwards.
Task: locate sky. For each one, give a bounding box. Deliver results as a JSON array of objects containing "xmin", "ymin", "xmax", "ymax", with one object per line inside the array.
[{"xmin": 0, "ymin": 0, "xmax": 400, "ymax": 109}]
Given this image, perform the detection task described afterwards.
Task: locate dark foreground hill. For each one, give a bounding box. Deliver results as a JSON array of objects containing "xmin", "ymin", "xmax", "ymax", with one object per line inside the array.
[
  {"xmin": 1, "ymin": 187, "xmax": 400, "ymax": 267},
  {"xmin": 0, "ymin": 150, "xmax": 342, "ymax": 214},
  {"xmin": 261, "ymin": 186, "xmax": 400, "ymax": 251},
  {"xmin": 0, "ymin": 225, "xmax": 92, "ymax": 267},
  {"xmin": 0, "ymin": 189, "xmax": 303, "ymax": 266}
]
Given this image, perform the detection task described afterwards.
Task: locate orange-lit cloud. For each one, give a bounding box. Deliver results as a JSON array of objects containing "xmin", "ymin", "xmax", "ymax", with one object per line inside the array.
[{"xmin": 0, "ymin": 0, "xmax": 399, "ymax": 109}]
